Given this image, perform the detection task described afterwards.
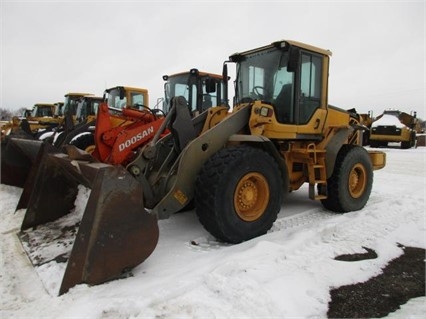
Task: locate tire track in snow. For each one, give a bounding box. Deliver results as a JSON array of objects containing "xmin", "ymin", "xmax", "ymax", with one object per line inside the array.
[
  {"xmin": 194, "ymin": 194, "xmax": 424, "ymax": 318},
  {"xmin": 272, "ymin": 209, "xmax": 336, "ymax": 232},
  {"xmin": 187, "ymin": 208, "xmax": 337, "ymax": 253}
]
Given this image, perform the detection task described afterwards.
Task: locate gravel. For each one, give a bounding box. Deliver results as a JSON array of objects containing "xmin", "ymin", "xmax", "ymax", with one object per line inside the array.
[{"xmin": 327, "ymin": 245, "xmax": 425, "ymax": 318}]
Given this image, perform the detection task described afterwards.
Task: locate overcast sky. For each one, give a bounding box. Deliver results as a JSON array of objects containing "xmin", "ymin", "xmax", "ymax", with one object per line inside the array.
[{"xmin": 1, "ymin": 0, "xmax": 425, "ymax": 119}]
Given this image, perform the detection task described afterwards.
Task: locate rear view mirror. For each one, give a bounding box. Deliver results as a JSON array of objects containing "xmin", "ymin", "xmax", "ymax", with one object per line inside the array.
[
  {"xmin": 119, "ymin": 87, "xmax": 125, "ymax": 100},
  {"xmin": 287, "ymin": 46, "xmax": 300, "ymax": 72},
  {"xmin": 205, "ymin": 79, "xmax": 216, "ymax": 93}
]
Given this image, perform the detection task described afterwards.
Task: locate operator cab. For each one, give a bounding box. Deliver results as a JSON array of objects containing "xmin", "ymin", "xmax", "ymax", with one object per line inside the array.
[
  {"xmin": 63, "ymin": 93, "xmax": 94, "ymax": 117},
  {"xmin": 163, "ymin": 68, "xmax": 226, "ymax": 116},
  {"xmin": 104, "ymin": 86, "xmax": 149, "ymax": 114},
  {"xmin": 229, "ymin": 40, "xmax": 332, "ymax": 137}
]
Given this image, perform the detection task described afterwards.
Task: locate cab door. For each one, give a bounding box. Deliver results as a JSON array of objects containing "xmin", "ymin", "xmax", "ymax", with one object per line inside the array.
[{"xmin": 295, "ymin": 51, "xmax": 328, "ymax": 136}]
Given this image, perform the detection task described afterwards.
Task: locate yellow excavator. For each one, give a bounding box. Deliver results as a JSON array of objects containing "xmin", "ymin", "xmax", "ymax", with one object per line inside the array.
[{"xmin": 17, "ymin": 40, "xmax": 385, "ymax": 295}]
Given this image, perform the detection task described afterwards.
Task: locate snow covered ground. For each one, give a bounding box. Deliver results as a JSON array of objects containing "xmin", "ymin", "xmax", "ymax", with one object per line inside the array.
[{"xmin": 1, "ymin": 146, "xmax": 425, "ymax": 318}]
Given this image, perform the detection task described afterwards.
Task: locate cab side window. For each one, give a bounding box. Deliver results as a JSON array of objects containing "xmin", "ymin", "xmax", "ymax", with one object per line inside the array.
[
  {"xmin": 299, "ymin": 53, "xmax": 322, "ymax": 123},
  {"xmin": 131, "ymin": 93, "xmax": 146, "ymax": 110},
  {"xmin": 273, "ymin": 67, "xmax": 295, "ymax": 123}
]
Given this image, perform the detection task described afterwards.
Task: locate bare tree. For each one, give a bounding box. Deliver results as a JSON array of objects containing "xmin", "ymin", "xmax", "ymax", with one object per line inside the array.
[{"xmin": 0, "ymin": 107, "xmax": 13, "ymax": 121}]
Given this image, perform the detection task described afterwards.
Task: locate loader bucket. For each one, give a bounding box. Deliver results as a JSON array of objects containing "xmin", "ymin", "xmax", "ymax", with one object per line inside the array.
[
  {"xmin": 1, "ymin": 137, "xmax": 46, "ymax": 187},
  {"xmin": 18, "ymin": 150, "xmax": 159, "ymax": 295}
]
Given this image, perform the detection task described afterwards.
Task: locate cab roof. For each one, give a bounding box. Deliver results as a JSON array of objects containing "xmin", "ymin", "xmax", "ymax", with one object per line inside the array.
[
  {"xmin": 229, "ymin": 39, "xmax": 332, "ymax": 60},
  {"xmin": 64, "ymin": 93, "xmax": 94, "ymax": 97},
  {"xmin": 165, "ymin": 69, "xmax": 223, "ymax": 80}
]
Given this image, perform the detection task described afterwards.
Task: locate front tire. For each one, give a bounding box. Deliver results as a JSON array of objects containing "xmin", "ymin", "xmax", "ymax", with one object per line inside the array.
[
  {"xmin": 321, "ymin": 145, "xmax": 373, "ymax": 212},
  {"xmin": 70, "ymin": 133, "xmax": 95, "ymax": 154},
  {"xmin": 195, "ymin": 145, "xmax": 282, "ymax": 243}
]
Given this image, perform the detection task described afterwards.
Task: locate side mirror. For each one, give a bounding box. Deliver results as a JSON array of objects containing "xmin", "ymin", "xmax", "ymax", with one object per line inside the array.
[
  {"xmin": 119, "ymin": 87, "xmax": 125, "ymax": 100},
  {"xmin": 222, "ymin": 63, "xmax": 229, "ymax": 107},
  {"xmin": 287, "ymin": 46, "xmax": 300, "ymax": 72},
  {"xmin": 222, "ymin": 63, "xmax": 228, "ymax": 82},
  {"xmin": 205, "ymin": 79, "xmax": 216, "ymax": 93}
]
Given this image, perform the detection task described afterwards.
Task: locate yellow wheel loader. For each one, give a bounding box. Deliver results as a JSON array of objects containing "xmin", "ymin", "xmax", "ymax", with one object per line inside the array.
[
  {"xmin": 1, "ymin": 103, "xmax": 61, "ymax": 186},
  {"xmin": 2, "ymin": 69, "xmax": 224, "ymax": 188},
  {"xmin": 162, "ymin": 68, "xmax": 226, "ymax": 116},
  {"xmin": 1, "ymin": 103, "xmax": 58, "ymax": 140},
  {"xmin": 17, "ymin": 40, "xmax": 385, "ymax": 295},
  {"xmin": 52, "ymin": 87, "xmax": 151, "ymax": 155},
  {"xmin": 0, "ymin": 94, "xmax": 97, "ymax": 187}
]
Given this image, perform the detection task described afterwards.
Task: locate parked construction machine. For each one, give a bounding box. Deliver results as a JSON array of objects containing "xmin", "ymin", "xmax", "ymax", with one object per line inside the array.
[
  {"xmin": 16, "ymin": 40, "xmax": 385, "ymax": 295},
  {"xmin": 1, "ymin": 102, "xmax": 64, "ymax": 186},
  {"xmin": 369, "ymin": 109, "xmax": 419, "ymax": 149},
  {"xmin": 57, "ymin": 87, "xmax": 151, "ymax": 154},
  {"xmin": 1, "ymin": 103, "xmax": 58, "ymax": 140},
  {"xmin": 162, "ymin": 68, "xmax": 226, "ymax": 114},
  {"xmin": 34, "ymin": 94, "xmax": 103, "ymax": 145},
  {"xmin": 0, "ymin": 93, "xmax": 98, "ymax": 187},
  {"xmin": 91, "ymin": 70, "xmax": 225, "ymax": 165},
  {"xmin": 2, "ymin": 70, "xmax": 225, "ymax": 188}
]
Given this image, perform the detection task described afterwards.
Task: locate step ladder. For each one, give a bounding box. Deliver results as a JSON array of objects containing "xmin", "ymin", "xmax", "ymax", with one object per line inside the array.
[
  {"xmin": 306, "ymin": 144, "xmax": 328, "ymax": 200},
  {"xmin": 292, "ymin": 143, "xmax": 328, "ymax": 200}
]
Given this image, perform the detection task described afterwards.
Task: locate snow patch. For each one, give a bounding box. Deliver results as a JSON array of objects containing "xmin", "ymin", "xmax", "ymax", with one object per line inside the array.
[
  {"xmin": 0, "ymin": 148, "xmax": 424, "ymax": 317},
  {"xmin": 373, "ymin": 114, "xmax": 405, "ymax": 128}
]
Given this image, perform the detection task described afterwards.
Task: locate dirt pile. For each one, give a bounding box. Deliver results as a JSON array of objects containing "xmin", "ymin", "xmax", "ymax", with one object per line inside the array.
[{"xmin": 328, "ymin": 246, "xmax": 425, "ymax": 318}]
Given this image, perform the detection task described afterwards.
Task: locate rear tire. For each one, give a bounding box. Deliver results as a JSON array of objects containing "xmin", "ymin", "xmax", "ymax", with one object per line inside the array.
[
  {"xmin": 321, "ymin": 145, "xmax": 373, "ymax": 212},
  {"xmin": 70, "ymin": 133, "xmax": 95, "ymax": 154},
  {"xmin": 401, "ymin": 132, "xmax": 416, "ymax": 149},
  {"xmin": 195, "ymin": 145, "xmax": 282, "ymax": 243}
]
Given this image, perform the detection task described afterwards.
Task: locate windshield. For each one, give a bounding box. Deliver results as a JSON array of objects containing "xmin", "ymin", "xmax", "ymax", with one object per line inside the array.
[
  {"xmin": 164, "ymin": 73, "xmax": 223, "ymax": 113},
  {"xmin": 30, "ymin": 107, "xmax": 39, "ymax": 117},
  {"xmin": 234, "ymin": 47, "xmax": 302, "ymax": 124},
  {"xmin": 164, "ymin": 74, "xmax": 192, "ymax": 109},
  {"xmin": 63, "ymin": 96, "xmax": 80, "ymax": 115},
  {"xmin": 31, "ymin": 105, "xmax": 53, "ymax": 117},
  {"xmin": 106, "ymin": 88, "xmax": 126, "ymax": 110},
  {"xmin": 54, "ymin": 103, "xmax": 64, "ymax": 116},
  {"xmin": 76, "ymin": 99, "xmax": 101, "ymax": 120},
  {"xmin": 235, "ymin": 47, "xmax": 293, "ymax": 105}
]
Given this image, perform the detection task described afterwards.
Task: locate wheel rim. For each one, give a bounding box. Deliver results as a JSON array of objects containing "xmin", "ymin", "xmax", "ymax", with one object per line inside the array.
[
  {"xmin": 234, "ymin": 172, "xmax": 270, "ymax": 222},
  {"xmin": 85, "ymin": 144, "xmax": 96, "ymax": 154},
  {"xmin": 348, "ymin": 163, "xmax": 367, "ymax": 199}
]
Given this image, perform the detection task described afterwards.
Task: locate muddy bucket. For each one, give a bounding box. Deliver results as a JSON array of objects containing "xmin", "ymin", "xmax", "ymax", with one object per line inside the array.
[{"xmin": 18, "ymin": 150, "xmax": 159, "ymax": 295}]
